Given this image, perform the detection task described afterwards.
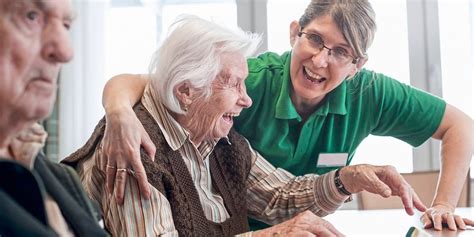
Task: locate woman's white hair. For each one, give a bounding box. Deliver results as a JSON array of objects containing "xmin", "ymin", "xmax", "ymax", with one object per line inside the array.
[{"xmin": 148, "ymin": 15, "xmax": 261, "ymax": 114}]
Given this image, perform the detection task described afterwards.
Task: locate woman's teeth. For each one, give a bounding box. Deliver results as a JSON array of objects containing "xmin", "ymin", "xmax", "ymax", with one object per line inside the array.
[
  {"xmin": 304, "ymin": 67, "xmax": 326, "ymax": 83},
  {"xmin": 223, "ymin": 113, "xmax": 238, "ymax": 122}
]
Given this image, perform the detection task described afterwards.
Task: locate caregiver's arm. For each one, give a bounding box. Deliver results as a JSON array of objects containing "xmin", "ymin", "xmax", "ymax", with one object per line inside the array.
[{"xmin": 101, "ymin": 74, "xmax": 153, "ymax": 204}]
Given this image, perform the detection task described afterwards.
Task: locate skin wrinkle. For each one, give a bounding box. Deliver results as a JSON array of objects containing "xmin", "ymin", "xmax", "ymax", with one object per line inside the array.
[
  {"xmin": 184, "ymin": 93, "xmax": 216, "ymax": 147},
  {"xmin": 0, "ymin": 1, "xmax": 108, "ymax": 236},
  {"xmin": 0, "ymin": 0, "xmax": 73, "ymax": 149},
  {"xmin": 176, "ymin": 53, "xmax": 250, "ymax": 147}
]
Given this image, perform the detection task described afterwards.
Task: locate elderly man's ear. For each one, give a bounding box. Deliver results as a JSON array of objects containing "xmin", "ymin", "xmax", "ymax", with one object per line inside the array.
[{"xmin": 175, "ymin": 82, "xmax": 194, "ymax": 109}]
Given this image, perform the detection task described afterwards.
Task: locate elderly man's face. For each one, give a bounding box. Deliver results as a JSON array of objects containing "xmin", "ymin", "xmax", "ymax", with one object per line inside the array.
[
  {"xmin": 0, "ymin": 0, "xmax": 73, "ymax": 122},
  {"xmin": 185, "ymin": 53, "xmax": 252, "ymax": 141}
]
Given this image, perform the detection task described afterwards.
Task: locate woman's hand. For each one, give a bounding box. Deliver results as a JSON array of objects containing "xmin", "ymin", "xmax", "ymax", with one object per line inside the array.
[
  {"xmin": 339, "ymin": 164, "xmax": 427, "ymax": 215},
  {"xmin": 102, "ymin": 106, "xmax": 156, "ymax": 204},
  {"xmin": 253, "ymin": 210, "xmax": 344, "ymax": 237},
  {"xmin": 9, "ymin": 122, "xmax": 47, "ymax": 168},
  {"xmin": 420, "ymin": 203, "xmax": 474, "ymax": 231}
]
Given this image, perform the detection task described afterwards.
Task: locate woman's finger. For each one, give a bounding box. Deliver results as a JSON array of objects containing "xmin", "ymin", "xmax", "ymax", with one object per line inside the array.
[
  {"xmin": 432, "ymin": 211, "xmax": 443, "ymax": 230},
  {"xmin": 130, "ymin": 151, "xmax": 150, "ymax": 199},
  {"xmin": 412, "ymin": 191, "xmax": 427, "ymax": 212},
  {"xmin": 114, "ymin": 162, "xmax": 128, "ymax": 205},
  {"xmin": 398, "ymin": 185, "xmax": 414, "ymax": 216},
  {"xmin": 462, "ymin": 218, "xmax": 474, "ymax": 227},
  {"xmin": 105, "ymin": 156, "xmax": 117, "ymax": 194},
  {"xmin": 445, "ymin": 212, "xmax": 457, "ymax": 231},
  {"xmin": 453, "ymin": 215, "xmax": 466, "ymax": 230},
  {"xmin": 421, "ymin": 213, "xmax": 433, "ymax": 229}
]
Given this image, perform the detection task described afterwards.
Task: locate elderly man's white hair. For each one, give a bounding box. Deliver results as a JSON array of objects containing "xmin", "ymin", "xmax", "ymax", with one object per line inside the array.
[{"xmin": 148, "ymin": 14, "xmax": 261, "ymax": 114}]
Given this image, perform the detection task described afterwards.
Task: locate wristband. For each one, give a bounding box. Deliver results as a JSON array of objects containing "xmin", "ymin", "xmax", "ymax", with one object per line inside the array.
[{"xmin": 334, "ymin": 168, "xmax": 352, "ymax": 196}]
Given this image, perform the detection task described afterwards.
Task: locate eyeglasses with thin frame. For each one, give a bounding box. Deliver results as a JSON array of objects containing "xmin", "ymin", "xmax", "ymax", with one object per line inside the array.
[{"xmin": 298, "ymin": 30, "xmax": 359, "ymax": 65}]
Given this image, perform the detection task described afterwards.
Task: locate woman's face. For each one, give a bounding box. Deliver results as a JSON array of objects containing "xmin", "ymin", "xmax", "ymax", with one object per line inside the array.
[
  {"xmin": 184, "ymin": 53, "xmax": 252, "ymax": 142},
  {"xmin": 289, "ymin": 15, "xmax": 360, "ymax": 106}
]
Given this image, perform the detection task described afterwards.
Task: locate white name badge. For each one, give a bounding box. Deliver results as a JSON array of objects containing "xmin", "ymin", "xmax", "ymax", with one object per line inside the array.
[{"xmin": 317, "ymin": 153, "xmax": 348, "ymax": 168}]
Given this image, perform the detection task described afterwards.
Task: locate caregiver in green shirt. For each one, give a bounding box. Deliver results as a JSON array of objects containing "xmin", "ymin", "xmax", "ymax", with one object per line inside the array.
[
  {"xmin": 100, "ymin": 0, "xmax": 473, "ymax": 232},
  {"xmin": 236, "ymin": 52, "xmax": 445, "ymax": 177}
]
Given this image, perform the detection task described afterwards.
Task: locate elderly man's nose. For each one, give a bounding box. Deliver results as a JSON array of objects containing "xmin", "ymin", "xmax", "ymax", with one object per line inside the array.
[{"xmin": 42, "ymin": 24, "xmax": 73, "ymax": 63}]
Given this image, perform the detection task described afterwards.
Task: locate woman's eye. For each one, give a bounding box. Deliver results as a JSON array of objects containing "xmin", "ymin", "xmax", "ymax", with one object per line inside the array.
[
  {"xmin": 309, "ymin": 34, "xmax": 323, "ymax": 45},
  {"xmin": 333, "ymin": 47, "xmax": 349, "ymax": 57},
  {"xmin": 226, "ymin": 80, "xmax": 238, "ymax": 88},
  {"xmin": 64, "ymin": 22, "xmax": 71, "ymax": 30},
  {"xmin": 26, "ymin": 11, "xmax": 39, "ymax": 21}
]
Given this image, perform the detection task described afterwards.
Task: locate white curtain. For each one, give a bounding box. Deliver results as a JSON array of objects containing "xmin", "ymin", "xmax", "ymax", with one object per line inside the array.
[{"xmin": 59, "ymin": 0, "xmax": 109, "ymax": 159}]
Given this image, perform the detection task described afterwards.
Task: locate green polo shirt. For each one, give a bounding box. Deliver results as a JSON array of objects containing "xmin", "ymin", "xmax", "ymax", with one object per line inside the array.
[
  {"xmin": 235, "ymin": 51, "xmax": 446, "ymax": 229},
  {"xmin": 235, "ymin": 51, "xmax": 446, "ymax": 176}
]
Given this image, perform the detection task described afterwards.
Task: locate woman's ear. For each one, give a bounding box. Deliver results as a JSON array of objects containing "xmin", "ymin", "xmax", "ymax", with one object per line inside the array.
[
  {"xmin": 290, "ymin": 21, "xmax": 300, "ymax": 47},
  {"xmin": 174, "ymin": 82, "xmax": 193, "ymax": 107}
]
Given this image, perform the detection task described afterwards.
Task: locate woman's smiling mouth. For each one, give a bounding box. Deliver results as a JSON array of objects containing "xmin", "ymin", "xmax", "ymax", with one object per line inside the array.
[
  {"xmin": 222, "ymin": 113, "xmax": 238, "ymax": 124},
  {"xmin": 303, "ymin": 67, "xmax": 326, "ymax": 84}
]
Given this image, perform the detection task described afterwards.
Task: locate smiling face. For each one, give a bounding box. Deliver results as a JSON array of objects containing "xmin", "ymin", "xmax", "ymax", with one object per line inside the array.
[
  {"xmin": 0, "ymin": 0, "xmax": 73, "ymax": 125},
  {"xmin": 178, "ymin": 53, "xmax": 252, "ymax": 144},
  {"xmin": 289, "ymin": 15, "xmax": 363, "ymax": 108}
]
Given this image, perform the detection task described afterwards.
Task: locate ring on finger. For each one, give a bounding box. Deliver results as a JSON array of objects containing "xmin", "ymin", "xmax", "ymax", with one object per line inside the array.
[
  {"xmin": 106, "ymin": 165, "xmax": 116, "ymax": 169},
  {"xmin": 116, "ymin": 168, "xmax": 128, "ymax": 172}
]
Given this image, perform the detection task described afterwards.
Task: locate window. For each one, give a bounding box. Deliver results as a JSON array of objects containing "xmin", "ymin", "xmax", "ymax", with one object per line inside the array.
[
  {"xmin": 438, "ymin": 0, "xmax": 474, "ymax": 178},
  {"xmin": 266, "ymin": 0, "xmax": 307, "ymax": 55},
  {"xmin": 106, "ymin": 6, "xmax": 158, "ymax": 78},
  {"xmin": 266, "ymin": 0, "xmax": 413, "ymax": 172},
  {"xmin": 352, "ymin": 0, "xmax": 412, "ymax": 173},
  {"xmin": 105, "ymin": 0, "xmax": 237, "ymax": 80},
  {"xmin": 161, "ymin": 2, "xmax": 237, "ymax": 40}
]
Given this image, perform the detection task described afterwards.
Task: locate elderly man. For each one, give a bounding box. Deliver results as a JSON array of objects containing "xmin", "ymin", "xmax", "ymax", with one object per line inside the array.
[
  {"xmin": 0, "ymin": 0, "xmax": 107, "ymax": 236},
  {"xmin": 64, "ymin": 15, "xmax": 426, "ymax": 237}
]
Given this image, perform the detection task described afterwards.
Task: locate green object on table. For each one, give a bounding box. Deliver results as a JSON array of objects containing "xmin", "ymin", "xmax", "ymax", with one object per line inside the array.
[{"xmin": 405, "ymin": 226, "xmax": 431, "ymax": 237}]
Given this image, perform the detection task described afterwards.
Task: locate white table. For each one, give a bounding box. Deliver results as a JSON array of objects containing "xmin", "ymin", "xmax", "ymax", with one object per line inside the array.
[{"xmin": 324, "ymin": 208, "xmax": 474, "ymax": 237}]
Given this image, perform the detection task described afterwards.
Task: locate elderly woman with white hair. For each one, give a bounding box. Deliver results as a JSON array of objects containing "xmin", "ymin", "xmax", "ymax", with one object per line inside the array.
[{"xmin": 64, "ymin": 15, "xmax": 425, "ymax": 236}]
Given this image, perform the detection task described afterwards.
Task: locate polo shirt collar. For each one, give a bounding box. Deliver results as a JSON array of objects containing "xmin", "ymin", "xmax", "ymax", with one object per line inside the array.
[
  {"xmin": 275, "ymin": 52, "xmax": 299, "ymax": 120},
  {"xmin": 274, "ymin": 52, "xmax": 347, "ymax": 121},
  {"xmin": 325, "ymin": 80, "xmax": 347, "ymax": 115}
]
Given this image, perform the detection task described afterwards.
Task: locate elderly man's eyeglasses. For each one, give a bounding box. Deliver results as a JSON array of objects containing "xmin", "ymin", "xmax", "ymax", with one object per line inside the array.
[{"xmin": 298, "ymin": 31, "xmax": 359, "ymax": 65}]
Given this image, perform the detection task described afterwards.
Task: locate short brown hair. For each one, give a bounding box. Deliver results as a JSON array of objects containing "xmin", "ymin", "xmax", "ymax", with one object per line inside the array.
[{"xmin": 299, "ymin": 0, "xmax": 376, "ymax": 59}]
